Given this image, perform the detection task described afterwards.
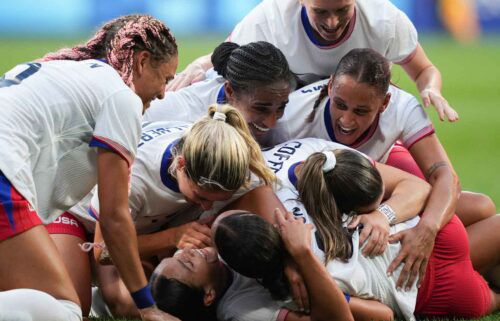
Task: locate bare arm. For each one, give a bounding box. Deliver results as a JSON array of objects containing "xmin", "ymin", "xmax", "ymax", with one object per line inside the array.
[
  {"xmin": 137, "ymin": 221, "xmax": 212, "ymax": 259},
  {"xmin": 165, "ymin": 54, "xmax": 213, "ymax": 91},
  {"xmin": 401, "ymin": 43, "xmax": 458, "ymax": 122},
  {"xmin": 97, "ymin": 150, "xmax": 179, "ymax": 321},
  {"xmin": 349, "ymin": 162, "xmax": 431, "ymax": 257},
  {"xmin": 411, "ymin": 134, "xmax": 458, "ymax": 231},
  {"xmin": 222, "ymin": 185, "xmax": 287, "ymax": 224},
  {"xmin": 97, "ymin": 150, "xmax": 147, "ymax": 292},
  {"xmin": 277, "ymin": 209, "xmax": 354, "ymax": 321},
  {"xmin": 387, "ymin": 134, "xmax": 459, "ymax": 289}
]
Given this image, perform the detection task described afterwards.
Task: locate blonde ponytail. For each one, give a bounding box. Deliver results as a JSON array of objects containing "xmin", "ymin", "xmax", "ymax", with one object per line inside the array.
[{"xmin": 174, "ymin": 104, "xmax": 275, "ymax": 192}]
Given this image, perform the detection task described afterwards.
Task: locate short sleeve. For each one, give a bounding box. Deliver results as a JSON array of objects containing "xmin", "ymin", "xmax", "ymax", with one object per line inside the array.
[
  {"xmin": 388, "ymin": 10, "xmax": 418, "ymax": 64},
  {"xmin": 228, "ymin": 2, "xmax": 270, "ymax": 45},
  {"xmin": 90, "ymin": 89, "xmax": 143, "ymax": 167},
  {"xmin": 400, "ymin": 96, "xmax": 434, "ymax": 149}
]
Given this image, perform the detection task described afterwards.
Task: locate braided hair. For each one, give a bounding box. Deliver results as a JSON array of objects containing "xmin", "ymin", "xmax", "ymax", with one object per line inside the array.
[
  {"xmin": 211, "ymin": 41, "xmax": 296, "ymax": 95},
  {"xmin": 40, "ymin": 14, "xmax": 177, "ymax": 86}
]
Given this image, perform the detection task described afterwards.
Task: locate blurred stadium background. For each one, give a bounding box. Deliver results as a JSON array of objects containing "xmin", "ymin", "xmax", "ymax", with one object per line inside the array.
[{"xmin": 1, "ymin": 0, "xmax": 499, "ymax": 209}]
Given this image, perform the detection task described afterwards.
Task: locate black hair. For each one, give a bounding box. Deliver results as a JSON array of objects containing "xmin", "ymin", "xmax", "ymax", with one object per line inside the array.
[
  {"xmin": 211, "ymin": 41, "xmax": 297, "ymax": 96},
  {"xmin": 308, "ymin": 48, "xmax": 391, "ymax": 122},
  {"xmin": 150, "ymin": 273, "xmax": 216, "ymax": 321},
  {"xmin": 213, "ymin": 212, "xmax": 290, "ymax": 300}
]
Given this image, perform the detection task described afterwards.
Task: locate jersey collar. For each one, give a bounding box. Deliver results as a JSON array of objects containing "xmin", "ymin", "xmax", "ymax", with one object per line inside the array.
[
  {"xmin": 300, "ymin": 6, "xmax": 357, "ymax": 49},
  {"xmin": 217, "ymin": 85, "xmax": 227, "ymax": 104},
  {"xmin": 160, "ymin": 139, "xmax": 181, "ymax": 193}
]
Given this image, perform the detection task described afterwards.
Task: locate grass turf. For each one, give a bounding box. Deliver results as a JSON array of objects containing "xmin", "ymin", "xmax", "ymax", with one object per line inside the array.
[{"xmin": 1, "ymin": 35, "xmax": 499, "ymax": 321}]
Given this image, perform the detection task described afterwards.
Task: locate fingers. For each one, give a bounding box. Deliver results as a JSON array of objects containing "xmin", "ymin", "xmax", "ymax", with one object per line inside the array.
[
  {"xmin": 417, "ymin": 257, "xmax": 428, "ymax": 288},
  {"xmin": 275, "ymin": 208, "xmax": 287, "ymax": 226},
  {"xmin": 421, "ymin": 93, "xmax": 431, "ymax": 108},
  {"xmin": 286, "ymin": 268, "xmax": 309, "ymax": 313},
  {"xmin": 388, "ymin": 231, "xmax": 403, "ymax": 244},
  {"xmin": 347, "ymin": 216, "xmax": 361, "ymax": 229},
  {"xmin": 361, "ymin": 228, "xmax": 379, "ymax": 257},
  {"xmin": 358, "ymin": 224, "xmax": 373, "ymax": 245},
  {"xmin": 395, "ymin": 256, "xmax": 416, "ymax": 290},
  {"xmin": 403, "ymin": 257, "xmax": 422, "ymax": 290},
  {"xmin": 387, "ymin": 250, "xmax": 406, "ymax": 276}
]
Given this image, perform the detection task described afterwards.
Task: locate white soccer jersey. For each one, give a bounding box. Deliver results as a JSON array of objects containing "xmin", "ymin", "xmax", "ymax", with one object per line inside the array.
[
  {"xmin": 143, "ymin": 76, "xmax": 225, "ymax": 123},
  {"xmin": 90, "ymin": 121, "xmax": 262, "ymax": 234},
  {"xmin": 217, "ymin": 270, "xmax": 291, "ymax": 321},
  {"xmin": 270, "ymin": 80, "xmax": 434, "ymax": 162},
  {"xmin": 228, "ymin": 0, "xmax": 418, "ymax": 79},
  {"xmin": 263, "ymin": 138, "xmax": 419, "ymax": 320},
  {"xmin": 0, "ymin": 60, "xmax": 143, "ymax": 224}
]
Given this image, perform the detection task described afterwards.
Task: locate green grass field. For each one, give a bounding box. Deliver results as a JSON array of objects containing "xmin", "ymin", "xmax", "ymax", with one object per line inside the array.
[{"xmin": 1, "ymin": 35, "xmax": 499, "ymax": 321}]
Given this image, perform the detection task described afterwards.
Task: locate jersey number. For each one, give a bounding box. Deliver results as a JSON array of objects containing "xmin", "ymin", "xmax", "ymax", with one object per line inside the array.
[{"xmin": 0, "ymin": 63, "xmax": 41, "ymax": 88}]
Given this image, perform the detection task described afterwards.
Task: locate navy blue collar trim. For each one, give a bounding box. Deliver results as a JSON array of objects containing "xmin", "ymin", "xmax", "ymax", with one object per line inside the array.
[
  {"xmin": 288, "ymin": 162, "xmax": 302, "ymax": 187},
  {"xmin": 323, "ymin": 100, "xmax": 337, "ymax": 142},
  {"xmin": 217, "ymin": 85, "xmax": 227, "ymax": 104},
  {"xmin": 160, "ymin": 139, "xmax": 181, "ymax": 193},
  {"xmin": 301, "ymin": 6, "xmax": 323, "ymax": 46}
]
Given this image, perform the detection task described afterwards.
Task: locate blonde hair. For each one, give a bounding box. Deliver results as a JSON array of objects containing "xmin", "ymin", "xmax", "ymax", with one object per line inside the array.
[{"xmin": 171, "ymin": 104, "xmax": 275, "ymax": 192}]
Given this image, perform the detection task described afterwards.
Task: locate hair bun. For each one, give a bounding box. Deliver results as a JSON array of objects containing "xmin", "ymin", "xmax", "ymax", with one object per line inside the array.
[{"xmin": 211, "ymin": 42, "xmax": 240, "ymax": 77}]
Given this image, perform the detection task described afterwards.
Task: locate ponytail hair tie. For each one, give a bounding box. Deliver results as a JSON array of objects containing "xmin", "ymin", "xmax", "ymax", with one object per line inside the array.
[
  {"xmin": 322, "ymin": 151, "xmax": 337, "ymax": 172},
  {"xmin": 213, "ymin": 111, "xmax": 227, "ymax": 122}
]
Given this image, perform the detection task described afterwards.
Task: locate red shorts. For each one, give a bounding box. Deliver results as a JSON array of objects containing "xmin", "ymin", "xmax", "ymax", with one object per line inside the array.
[
  {"xmin": 46, "ymin": 212, "xmax": 88, "ymax": 241},
  {"xmin": 0, "ymin": 172, "xmax": 43, "ymax": 241},
  {"xmin": 385, "ymin": 143, "xmax": 425, "ymax": 180},
  {"xmin": 415, "ymin": 216, "xmax": 491, "ymax": 318}
]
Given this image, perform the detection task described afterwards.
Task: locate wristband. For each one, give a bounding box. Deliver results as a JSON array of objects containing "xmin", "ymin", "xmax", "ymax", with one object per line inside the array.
[
  {"xmin": 131, "ymin": 285, "xmax": 155, "ymax": 309},
  {"xmin": 377, "ymin": 203, "xmax": 397, "ymax": 225}
]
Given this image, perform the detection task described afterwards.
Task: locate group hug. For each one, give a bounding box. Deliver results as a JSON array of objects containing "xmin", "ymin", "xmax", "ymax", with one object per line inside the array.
[{"xmin": 0, "ymin": 1, "xmax": 498, "ymax": 321}]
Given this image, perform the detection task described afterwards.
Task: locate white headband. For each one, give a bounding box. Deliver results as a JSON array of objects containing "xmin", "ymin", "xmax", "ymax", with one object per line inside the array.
[
  {"xmin": 213, "ymin": 111, "xmax": 227, "ymax": 122},
  {"xmin": 322, "ymin": 151, "xmax": 337, "ymax": 172}
]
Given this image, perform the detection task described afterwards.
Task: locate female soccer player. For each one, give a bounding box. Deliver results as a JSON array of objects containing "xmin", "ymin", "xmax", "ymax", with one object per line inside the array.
[
  {"xmin": 268, "ymin": 48, "xmax": 497, "ymax": 286},
  {"xmin": 149, "ymin": 136, "xmax": 431, "ymax": 321},
  {"xmin": 168, "ymin": 0, "xmax": 458, "ymax": 122},
  {"xmin": 0, "ymin": 15, "xmax": 179, "ymax": 321},
  {"xmin": 189, "ymin": 140, "xmax": 498, "ymax": 320},
  {"xmin": 144, "ymin": 41, "xmax": 296, "ymax": 146},
  {"xmin": 89, "ymin": 105, "xmax": 278, "ymax": 319}
]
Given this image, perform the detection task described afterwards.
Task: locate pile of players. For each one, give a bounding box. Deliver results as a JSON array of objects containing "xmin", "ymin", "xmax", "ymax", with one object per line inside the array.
[{"xmin": 0, "ymin": 1, "xmax": 498, "ymax": 321}]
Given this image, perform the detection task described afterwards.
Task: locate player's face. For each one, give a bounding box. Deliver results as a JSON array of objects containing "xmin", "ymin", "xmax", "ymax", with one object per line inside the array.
[
  {"xmin": 229, "ymin": 81, "xmax": 291, "ymax": 141},
  {"xmin": 156, "ymin": 247, "xmax": 221, "ymax": 290},
  {"xmin": 301, "ymin": 0, "xmax": 355, "ymax": 43},
  {"xmin": 328, "ymin": 74, "xmax": 388, "ymax": 146},
  {"xmin": 176, "ymin": 165, "xmax": 235, "ymax": 211},
  {"xmin": 132, "ymin": 53, "xmax": 178, "ymax": 112}
]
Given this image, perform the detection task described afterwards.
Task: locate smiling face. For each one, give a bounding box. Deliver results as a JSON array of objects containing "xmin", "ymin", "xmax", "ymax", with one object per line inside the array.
[
  {"xmin": 226, "ymin": 81, "xmax": 291, "ymax": 142},
  {"xmin": 153, "ymin": 247, "xmax": 224, "ymax": 308},
  {"xmin": 175, "ymin": 159, "xmax": 235, "ymax": 211},
  {"xmin": 300, "ymin": 0, "xmax": 355, "ymax": 43},
  {"xmin": 328, "ymin": 74, "xmax": 390, "ymax": 146},
  {"xmin": 132, "ymin": 52, "xmax": 178, "ymax": 111}
]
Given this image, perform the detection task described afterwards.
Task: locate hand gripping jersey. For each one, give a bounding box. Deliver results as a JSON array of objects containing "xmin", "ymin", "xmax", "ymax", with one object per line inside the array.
[
  {"xmin": 0, "ymin": 60, "xmax": 142, "ymax": 224},
  {"xmin": 262, "ymin": 138, "xmax": 419, "ymax": 321},
  {"xmin": 144, "ymin": 75, "xmax": 225, "ymax": 123},
  {"xmin": 270, "ymin": 80, "xmax": 434, "ymax": 162},
  {"xmin": 90, "ymin": 121, "xmax": 262, "ymax": 234},
  {"xmin": 229, "ymin": 0, "xmax": 418, "ymax": 79}
]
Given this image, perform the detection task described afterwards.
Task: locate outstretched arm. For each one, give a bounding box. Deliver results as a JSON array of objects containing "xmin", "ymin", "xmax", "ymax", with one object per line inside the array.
[
  {"xmin": 401, "ymin": 43, "xmax": 458, "ymax": 122},
  {"xmin": 96, "ymin": 150, "xmax": 179, "ymax": 321},
  {"xmin": 166, "ymin": 54, "xmax": 213, "ymax": 91}
]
